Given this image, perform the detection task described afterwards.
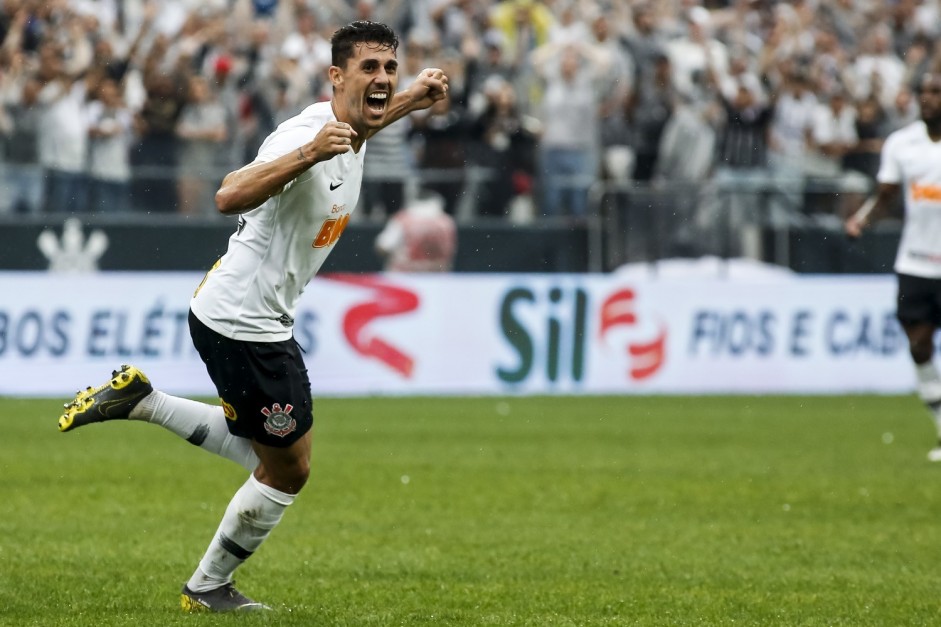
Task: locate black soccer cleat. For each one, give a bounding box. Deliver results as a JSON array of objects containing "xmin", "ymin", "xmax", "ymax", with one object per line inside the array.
[
  {"xmin": 58, "ymin": 365, "xmax": 153, "ymax": 432},
  {"xmin": 180, "ymin": 583, "xmax": 270, "ymax": 613}
]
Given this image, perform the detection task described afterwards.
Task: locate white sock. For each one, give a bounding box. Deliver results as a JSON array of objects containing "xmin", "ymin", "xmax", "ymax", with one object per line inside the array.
[
  {"xmin": 915, "ymin": 362, "xmax": 941, "ymax": 438},
  {"xmin": 186, "ymin": 475, "xmax": 295, "ymax": 593},
  {"xmin": 129, "ymin": 391, "xmax": 259, "ymax": 471}
]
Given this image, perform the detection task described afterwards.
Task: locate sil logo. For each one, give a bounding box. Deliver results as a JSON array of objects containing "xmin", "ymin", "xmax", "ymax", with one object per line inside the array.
[
  {"xmin": 261, "ymin": 403, "xmax": 297, "ymax": 438},
  {"xmin": 497, "ymin": 285, "xmax": 668, "ymax": 384}
]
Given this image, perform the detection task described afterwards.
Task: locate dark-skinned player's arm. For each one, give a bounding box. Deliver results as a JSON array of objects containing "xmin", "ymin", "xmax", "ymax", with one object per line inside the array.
[
  {"xmin": 844, "ymin": 182, "xmax": 901, "ymax": 238},
  {"xmin": 364, "ymin": 68, "xmax": 449, "ymax": 141},
  {"xmin": 214, "ymin": 121, "xmax": 357, "ymax": 215}
]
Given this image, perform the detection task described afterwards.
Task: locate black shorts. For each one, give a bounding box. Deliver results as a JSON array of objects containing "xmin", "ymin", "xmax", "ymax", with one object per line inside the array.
[
  {"xmin": 189, "ymin": 310, "xmax": 312, "ymax": 448},
  {"xmin": 897, "ymin": 273, "xmax": 941, "ymax": 327}
]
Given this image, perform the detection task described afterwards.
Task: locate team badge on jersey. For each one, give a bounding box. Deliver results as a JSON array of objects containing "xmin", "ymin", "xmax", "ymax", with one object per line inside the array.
[{"xmin": 261, "ymin": 403, "xmax": 296, "ymax": 437}]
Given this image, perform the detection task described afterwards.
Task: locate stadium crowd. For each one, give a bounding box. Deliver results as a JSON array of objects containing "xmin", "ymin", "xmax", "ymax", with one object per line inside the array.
[{"xmin": 0, "ymin": 0, "xmax": 933, "ymax": 230}]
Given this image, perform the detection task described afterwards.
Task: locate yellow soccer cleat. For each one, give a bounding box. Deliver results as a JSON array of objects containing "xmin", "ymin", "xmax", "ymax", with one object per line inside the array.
[{"xmin": 58, "ymin": 365, "xmax": 153, "ymax": 432}]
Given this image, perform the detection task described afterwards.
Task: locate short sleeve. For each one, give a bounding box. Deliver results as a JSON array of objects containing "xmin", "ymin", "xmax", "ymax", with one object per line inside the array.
[
  {"xmin": 254, "ymin": 120, "xmax": 320, "ymax": 164},
  {"xmin": 876, "ymin": 131, "xmax": 902, "ymax": 185}
]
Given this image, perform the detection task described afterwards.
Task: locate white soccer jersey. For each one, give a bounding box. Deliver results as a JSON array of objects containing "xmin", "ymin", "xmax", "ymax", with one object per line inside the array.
[
  {"xmin": 191, "ymin": 101, "xmax": 365, "ymax": 341},
  {"xmin": 878, "ymin": 120, "xmax": 941, "ymax": 278}
]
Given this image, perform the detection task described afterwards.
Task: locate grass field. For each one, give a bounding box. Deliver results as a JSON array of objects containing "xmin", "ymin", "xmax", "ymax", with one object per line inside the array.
[{"xmin": 2, "ymin": 394, "xmax": 941, "ymax": 626}]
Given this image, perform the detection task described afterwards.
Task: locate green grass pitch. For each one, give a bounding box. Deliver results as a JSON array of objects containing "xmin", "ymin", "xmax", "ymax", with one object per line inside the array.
[{"xmin": 2, "ymin": 394, "xmax": 941, "ymax": 626}]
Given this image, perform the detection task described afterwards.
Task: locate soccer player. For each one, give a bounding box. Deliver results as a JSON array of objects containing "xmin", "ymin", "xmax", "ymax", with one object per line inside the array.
[
  {"xmin": 845, "ymin": 70, "xmax": 941, "ymax": 461},
  {"xmin": 57, "ymin": 21, "xmax": 448, "ymax": 612}
]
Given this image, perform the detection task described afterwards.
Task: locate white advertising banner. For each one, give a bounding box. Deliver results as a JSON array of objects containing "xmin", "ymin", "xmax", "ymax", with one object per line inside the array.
[{"xmin": 0, "ymin": 271, "xmax": 916, "ymax": 397}]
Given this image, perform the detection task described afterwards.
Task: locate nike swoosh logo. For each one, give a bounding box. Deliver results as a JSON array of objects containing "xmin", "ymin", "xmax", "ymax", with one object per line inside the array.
[{"xmin": 329, "ymin": 181, "xmax": 343, "ymax": 191}]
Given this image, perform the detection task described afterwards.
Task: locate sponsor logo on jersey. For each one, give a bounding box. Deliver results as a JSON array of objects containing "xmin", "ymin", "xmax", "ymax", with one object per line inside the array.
[
  {"xmin": 261, "ymin": 403, "xmax": 297, "ymax": 437},
  {"xmin": 910, "ymin": 183, "xmax": 941, "ymax": 202},
  {"xmin": 908, "ymin": 250, "xmax": 941, "ymax": 263}
]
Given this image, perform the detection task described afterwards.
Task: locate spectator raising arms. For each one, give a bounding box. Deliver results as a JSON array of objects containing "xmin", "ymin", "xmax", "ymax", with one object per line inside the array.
[{"xmin": 0, "ymin": 0, "xmax": 933, "ymax": 225}]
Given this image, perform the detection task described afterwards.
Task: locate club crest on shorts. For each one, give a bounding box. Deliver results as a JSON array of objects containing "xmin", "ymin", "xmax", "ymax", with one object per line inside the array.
[{"xmin": 260, "ymin": 403, "xmax": 296, "ymax": 437}]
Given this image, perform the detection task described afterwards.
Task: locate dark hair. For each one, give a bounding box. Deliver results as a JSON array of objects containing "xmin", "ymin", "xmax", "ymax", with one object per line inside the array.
[{"xmin": 331, "ymin": 21, "xmax": 399, "ymax": 68}]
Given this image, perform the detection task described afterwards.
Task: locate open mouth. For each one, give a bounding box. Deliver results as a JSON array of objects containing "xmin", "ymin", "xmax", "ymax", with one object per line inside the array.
[{"xmin": 365, "ymin": 90, "xmax": 389, "ymax": 116}]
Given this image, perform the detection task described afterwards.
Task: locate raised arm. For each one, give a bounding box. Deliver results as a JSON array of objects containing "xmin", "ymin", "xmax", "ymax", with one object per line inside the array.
[
  {"xmin": 365, "ymin": 68, "xmax": 448, "ymax": 140},
  {"xmin": 215, "ymin": 121, "xmax": 357, "ymax": 215}
]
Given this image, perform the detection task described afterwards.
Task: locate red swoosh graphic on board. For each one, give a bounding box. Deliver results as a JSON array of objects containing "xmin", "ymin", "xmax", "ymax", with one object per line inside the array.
[{"xmin": 326, "ymin": 274, "xmax": 419, "ymax": 377}]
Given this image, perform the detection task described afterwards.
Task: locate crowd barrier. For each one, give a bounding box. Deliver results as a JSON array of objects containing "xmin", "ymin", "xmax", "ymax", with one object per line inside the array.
[
  {"xmin": 2, "ymin": 165, "xmax": 900, "ymax": 274},
  {"xmin": 0, "ymin": 270, "xmax": 917, "ymax": 397}
]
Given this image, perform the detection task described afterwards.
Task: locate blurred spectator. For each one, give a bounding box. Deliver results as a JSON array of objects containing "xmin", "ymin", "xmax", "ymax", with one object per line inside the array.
[
  {"xmin": 531, "ymin": 41, "xmax": 607, "ymax": 219},
  {"xmin": 467, "ymin": 74, "xmax": 539, "ymax": 218},
  {"xmin": 653, "ymin": 90, "xmax": 718, "ymax": 257},
  {"xmin": 809, "ymin": 28, "xmax": 849, "ymax": 97},
  {"xmin": 886, "ymin": 85, "xmax": 919, "ymax": 132},
  {"xmin": 463, "ymin": 29, "xmax": 515, "ymax": 105},
  {"xmin": 87, "ymin": 77, "xmax": 133, "ymax": 213},
  {"xmin": 34, "ymin": 42, "xmax": 88, "ymax": 213},
  {"xmin": 360, "ymin": 115, "xmax": 413, "ymax": 220},
  {"xmin": 319, "ymin": 0, "xmax": 414, "ymax": 36},
  {"xmin": 664, "ymin": 6, "xmax": 729, "ymax": 102},
  {"xmin": 842, "ymin": 95, "xmax": 887, "ymax": 182},
  {"xmin": 714, "ymin": 83, "xmax": 773, "ymax": 174},
  {"xmin": 175, "ymin": 74, "xmax": 228, "ymax": 215},
  {"xmin": 85, "ymin": 9, "xmax": 151, "ymax": 88},
  {"xmin": 278, "ymin": 8, "xmax": 331, "ymax": 87},
  {"xmin": 820, "ymin": 0, "xmax": 866, "ymax": 50},
  {"xmin": 698, "ymin": 81, "xmax": 774, "ymax": 258},
  {"xmin": 0, "ymin": 47, "xmax": 41, "ymax": 214},
  {"xmin": 375, "ymin": 191, "xmax": 457, "ymax": 272},
  {"xmin": 627, "ymin": 52, "xmax": 676, "ymax": 182},
  {"xmin": 807, "ymin": 89, "xmax": 869, "ymax": 216},
  {"xmin": 757, "ymin": 4, "xmax": 815, "ymax": 85},
  {"xmin": 848, "ymin": 25, "xmax": 905, "ymax": 108},
  {"xmin": 430, "ymin": 0, "xmax": 489, "ymax": 52},
  {"xmin": 617, "ymin": 4, "xmax": 670, "ymax": 183},
  {"xmin": 620, "ymin": 3, "xmax": 667, "ymax": 92},
  {"xmin": 767, "ymin": 69, "xmax": 817, "ymax": 217},
  {"xmin": 809, "ymin": 90, "xmax": 857, "ymax": 179},
  {"xmin": 488, "ymin": 0, "xmax": 554, "ymax": 67},
  {"xmin": 589, "ymin": 9, "xmax": 634, "ymax": 183},
  {"xmin": 131, "ymin": 35, "xmax": 187, "ymax": 213},
  {"xmin": 709, "ymin": 0, "xmax": 765, "ymax": 56},
  {"xmin": 654, "ymin": 92, "xmax": 716, "ymax": 184},
  {"xmin": 410, "ymin": 90, "xmax": 468, "ymax": 217},
  {"xmin": 548, "ymin": 1, "xmax": 589, "ymax": 46},
  {"xmin": 488, "ymin": 0, "xmax": 554, "ymax": 117},
  {"xmin": 230, "ymin": 18, "xmax": 279, "ymax": 164}
]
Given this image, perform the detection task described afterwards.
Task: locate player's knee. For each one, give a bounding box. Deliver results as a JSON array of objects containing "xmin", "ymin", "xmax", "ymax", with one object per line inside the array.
[
  {"xmin": 909, "ymin": 338, "xmax": 934, "ymax": 363},
  {"xmin": 256, "ymin": 455, "xmax": 310, "ymax": 494},
  {"xmin": 275, "ymin": 457, "xmax": 310, "ymax": 493}
]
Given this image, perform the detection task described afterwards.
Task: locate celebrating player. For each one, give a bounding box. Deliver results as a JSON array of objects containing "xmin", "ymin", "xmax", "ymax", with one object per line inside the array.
[{"xmin": 58, "ymin": 21, "xmax": 447, "ymax": 612}]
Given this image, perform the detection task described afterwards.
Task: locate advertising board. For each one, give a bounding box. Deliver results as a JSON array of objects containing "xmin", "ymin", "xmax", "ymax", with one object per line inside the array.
[{"xmin": 0, "ymin": 272, "xmax": 913, "ymax": 396}]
